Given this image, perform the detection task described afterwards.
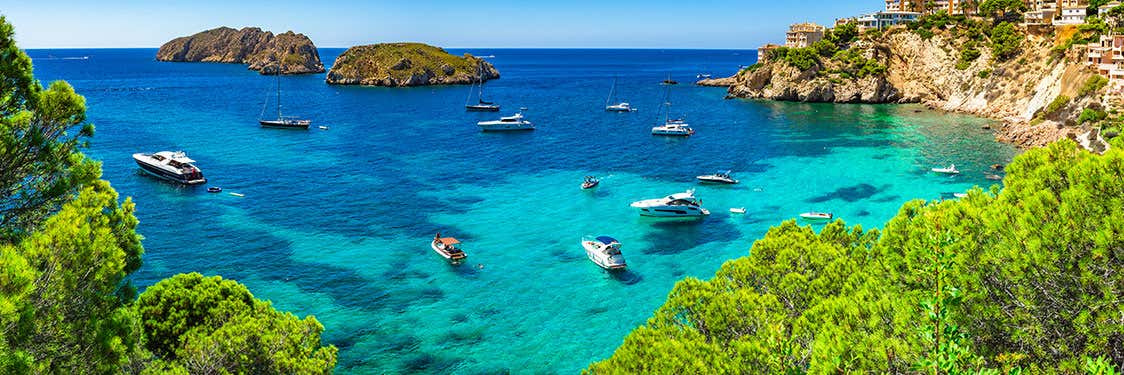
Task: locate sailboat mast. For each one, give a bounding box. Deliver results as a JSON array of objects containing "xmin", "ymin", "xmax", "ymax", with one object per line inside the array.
[{"xmin": 606, "ymin": 78, "xmax": 616, "ymax": 107}]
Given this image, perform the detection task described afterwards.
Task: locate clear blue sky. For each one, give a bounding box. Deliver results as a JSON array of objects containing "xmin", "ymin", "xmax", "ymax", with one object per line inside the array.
[{"xmin": 5, "ymin": 0, "xmax": 877, "ymax": 49}]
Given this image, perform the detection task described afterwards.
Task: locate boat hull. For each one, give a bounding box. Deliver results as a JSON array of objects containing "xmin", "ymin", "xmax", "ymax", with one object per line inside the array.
[
  {"xmin": 260, "ymin": 120, "xmax": 311, "ymax": 129},
  {"xmin": 799, "ymin": 214, "xmax": 833, "ymax": 222},
  {"xmin": 431, "ymin": 241, "xmax": 467, "ymax": 263},
  {"xmin": 697, "ymin": 177, "xmax": 738, "ymax": 184},
  {"xmin": 466, "ymin": 105, "xmax": 501, "ymax": 112},
  {"xmin": 635, "ymin": 206, "xmax": 709, "ymax": 217},
  {"xmin": 134, "ymin": 159, "xmax": 206, "ymax": 185},
  {"xmin": 477, "ymin": 123, "xmax": 535, "ymax": 132},
  {"xmin": 582, "ymin": 242, "xmax": 626, "ymax": 270}
]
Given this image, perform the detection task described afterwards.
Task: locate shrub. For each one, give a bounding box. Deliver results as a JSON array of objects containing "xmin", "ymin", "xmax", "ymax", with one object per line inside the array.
[
  {"xmin": 1078, "ymin": 75, "xmax": 1110, "ymax": 97},
  {"xmin": 1078, "ymin": 108, "xmax": 1108, "ymax": 124},
  {"xmin": 783, "ymin": 47, "xmax": 820, "ymax": 71},
  {"xmin": 978, "ymin": 69, "xmax": 992, "ymax": 78},
  {"xmin": 957, "ymin": 44, "xmax": 982, "ymax": 70},
  {"xmin": 990, "ymin": 21, "xmax": 1023, "ymax": 60},
  {"xmin": 812, "ymin": 39, "xmax": 838, "ymax": 58},
  {"xmin": 1043, "ymin": 95, "xmax": 1071, "ymax": 117}
]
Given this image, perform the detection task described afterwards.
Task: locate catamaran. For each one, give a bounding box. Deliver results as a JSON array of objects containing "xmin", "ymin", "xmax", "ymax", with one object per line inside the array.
[
  {"xmin": 651, "ymin": 87, "xmax": 694, "ymax": 136},
  {"xmin": 605, "ymin": 78, "xmax": 635, "ymax": 112},
  {"xmin": 259, "ymin": 65, "xmax": 311, "ymax": 129},
  {"xmin": 465, "ymin": 64, "xmax": 500, "ymax": 112}
]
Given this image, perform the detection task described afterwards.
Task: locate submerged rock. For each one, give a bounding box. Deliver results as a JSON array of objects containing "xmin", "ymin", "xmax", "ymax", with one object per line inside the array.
[
  {"xmin": 325, "ymin": 43, "xmax": 499, "ymax": 87},
  {"xmin": 156, "ymin": 26, "xmax": 324, "ymax": 75}
]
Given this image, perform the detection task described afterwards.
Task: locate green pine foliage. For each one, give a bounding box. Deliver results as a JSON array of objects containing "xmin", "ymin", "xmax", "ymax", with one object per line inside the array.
[
  {"xmin": 0, "ymin": 16, "xmax": 337, "ymax": 374},
  {"xmin": 590, "ymin": 139, "xmax": 1124, "ymax": 373}
]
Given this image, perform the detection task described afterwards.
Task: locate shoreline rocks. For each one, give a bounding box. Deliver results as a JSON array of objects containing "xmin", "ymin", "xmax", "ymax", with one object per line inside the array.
[
  {"xmin": 156, "ymin": 27, "xmax": 324, "ymax": 75},
  {"xmin": 325, "ymin": 43, "xmax": 499, "ymax": 87}
]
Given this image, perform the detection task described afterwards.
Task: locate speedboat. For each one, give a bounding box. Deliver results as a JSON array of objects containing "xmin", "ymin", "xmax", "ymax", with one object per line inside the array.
[
  {"xmin": 582, "ymin": 176, "xmax": 600, "ymax": 190},
  {"xmin": 630, "ymin": 189, "xmax": 710, "ymax": 217},
  {"xmin": 697, "ymin": 170, "xmax": 738, "ymax": 184},
  {"xmin": 799, "ymin": 212, "xmax": 834, "ymax": 222},
  {"xmin": 431, "ymin": 233, "xmax": 467, "ymax": 263},
  {"xmin": 953, "ymin": 193, "xmax": 968, "ymax": 198},
  {"xmin": 207, "ymin": 186, "xmax": 223, "ymax": 193},
  {"xmin": 606, "ymin": 102, "xmax": 635, "ymax": 112},
  {"xmin": 477, "ymin": 109, "xmax": 534, "ymax": 132},
  {"xmin": 931, "ymin": 164, "xmax": 960, "ymax": 175},
  {"xmin": 651, "ymin": 119, "xmax": 694, "ymax": 136},
  {"xmin": 581, "ymin": 235, "xmax": 626, "ymax": 270},
  {"xmin": 985, "ymin": 174, "xmax": 1003, "ymax": 180},
  {"xmin": 730, "ymin": 207, "xmax": 747, "ymax": 214},
  {"xmin": 132, "ymin": 151, "xmax": 207, "ymax": 185}
]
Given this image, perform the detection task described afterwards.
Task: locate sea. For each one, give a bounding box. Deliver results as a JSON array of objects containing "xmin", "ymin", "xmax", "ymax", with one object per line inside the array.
[{"xmin": 29, "ymin": 48, "xmax": 1017, "ymax": 374}]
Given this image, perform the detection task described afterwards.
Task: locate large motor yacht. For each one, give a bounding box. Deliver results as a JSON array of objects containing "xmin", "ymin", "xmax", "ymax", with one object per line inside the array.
[
  {"xmin": 132, "ymin": 151, "xmax": 207, "ymax": 185},
  {"xmin": 630, "ymin": 189, "xmax": 710, "ymax": 217},
  {"xmin": 581, "ymin": 236, "xmax": 627, "ymax": 270},
  {"xmin": 477, "ymin": 109, "xmax": 534, "ymax": 131}
]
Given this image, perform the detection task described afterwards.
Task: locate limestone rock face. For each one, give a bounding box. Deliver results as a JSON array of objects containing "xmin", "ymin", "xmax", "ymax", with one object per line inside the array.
[
  {"xmin": 156, "ymin": 27, "xmax": 324, "ymax": 75},
  {"xmin": 723, "ymin": 27, "xmax": 1101, "ymax": 149},
  {"xmin": 324, "ymin": 43, "xmax": 499, "ymax": 87}
]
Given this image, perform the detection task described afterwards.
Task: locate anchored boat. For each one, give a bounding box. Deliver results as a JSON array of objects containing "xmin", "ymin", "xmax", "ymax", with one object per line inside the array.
[
  {"xmin": 581, "ymin": 236, "xmax": 627, "ymax": 270},
  {"xmin": 132, "ymin": 151, "xmax": 207, "ymax": 185}
]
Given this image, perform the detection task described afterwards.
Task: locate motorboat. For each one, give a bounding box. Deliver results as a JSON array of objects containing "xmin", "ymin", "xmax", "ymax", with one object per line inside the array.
[
  {"xmin": 697, "ymin": 170, "xmax": 738, "ymax": 184},
  {"xmin": 799, "ymin": 212, "xmax": 834, "ymax": 222},
  {"xmin": 931, "ymin": 164, "xmax": 960, "ymax": 175},
  {"xmin": 582, "ymin": 176, "xmax": 600, "ymax": 190},
  {"xmin": 696, "ymin": 73, "xmax": 712, "ymax": 79},
  {"xmin": 630, "ymin": 189, "xmax": 710, "ymax": 217},
  {"xmin": 729, "ymin": 207, "xmax": 747, "ymax": 214},
  {"xmin": 132, "ymin": 151, "xmax": 207, "ymax": 185},
  {"xmin": 652, "ymin": 119, "xmax": 694, "ymax": 136},
  {"xmin": 581, "ymin": 235, "xmax": 626, "ymax": 270},
  {"xmin": 953, "ymin": 193, "xmax": 968, "ymax": 198},
  {"xmin": 477, "ymin": 109, "xmax": 534, "ymax": 132},
  {"xmin": 985, "ymin": 174, "xmax": 1003, "ymax": 180},
  {"xmin": 207, "ymin": 186, "xmax": 223, "ymax": 193},
  {"xmin": 431, "ymin": 233, "xmax": 467, "ymax": 263}
]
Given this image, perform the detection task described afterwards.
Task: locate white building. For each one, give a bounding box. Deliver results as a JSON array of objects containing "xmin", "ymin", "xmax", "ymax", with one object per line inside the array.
[
  {"xmin": 1057, "ymin": 6, "xmax": 1088, "ymax": 25},
  {"xmin": 785, "ymin": 23, "xmax": 826, "ymax": 48},
  {"xmin": 853, "ymin": 11, "xmax": 921, "ymax": 31}
]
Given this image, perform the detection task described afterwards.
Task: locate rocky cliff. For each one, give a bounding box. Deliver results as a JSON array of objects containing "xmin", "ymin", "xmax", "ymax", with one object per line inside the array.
[
  {"xmin": 727, "ymin": 26, "xmax": 1108, "ymax": 149},
  {"xmin": 324, "ymin": 43, "xmax": 499, "ymax": 86},
  {"xmin": 156, "ymin": 27, "xmax": 324, "ymax": 75}
]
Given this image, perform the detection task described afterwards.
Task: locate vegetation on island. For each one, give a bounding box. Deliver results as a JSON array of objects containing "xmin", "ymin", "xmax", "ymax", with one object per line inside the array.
[
  {"xmin": 0, "ymin": 16, "xmax": 337, "ymax": 374},
  {"xmin": 589, "ymin": 138, "xmax": 1124, "ymax": 374},
  {"xmin": 155, "ymin": 26, "xmax": 325, "ymax": 75},
  {"xmin": 762, "ymin": 22, "xmax": 888, "ymax": 82},
  {"xmin": 325, "ymin": 42, "xmax": 499, "ymax": 86}
]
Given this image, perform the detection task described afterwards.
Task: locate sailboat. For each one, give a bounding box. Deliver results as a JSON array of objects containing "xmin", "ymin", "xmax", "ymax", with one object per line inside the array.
[
  {"xmin": 465, "ymin": 64, "xmax": 500, "ymax": 112},
  {"xmin": 605, "ymin": 78, "xmax": 635, "ymax": 112},
  {"xmin": 259, "ymin": 64, "xmax": 311, "ymax": 129},
  {"xmin": 650, "ymin": 86, "xmax": 694, "ymax": 136}
]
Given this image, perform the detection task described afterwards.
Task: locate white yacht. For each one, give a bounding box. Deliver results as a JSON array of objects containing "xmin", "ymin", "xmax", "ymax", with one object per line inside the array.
[
  {"xmin": 799, "ymin": 212, "xmax": 834, "ymax": 222},
  {"xmin": 931, "ymin": 164, "xmax": 960, "ymax": 175},
  {"xmin": 132, "ymin": 151, "xmax": 206, "ymax": 185},
  {"xmin": 605, "ymin": 78, "xmax": 636, "ymax": 112},
  {"xmin": 697, "ymin": 170, "xmax": 738, "ymax": 184},
  {"xmin": 581, "ymin": 236, "xmax": 627, "ymax": 270},
  {"xmin": 477, "ymin": 109, "xmax": 534, "ymax": 132},
  {"xmin": 431, "ymin": 233, "xmax": 467, "ymax": 263},
  {"xmin": 630, "ymin": 189, "xmax": 710, "ymax": 217}
]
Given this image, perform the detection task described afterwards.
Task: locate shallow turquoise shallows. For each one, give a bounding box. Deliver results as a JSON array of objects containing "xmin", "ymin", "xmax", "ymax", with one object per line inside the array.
[{"xmin": 30, "ymin": 48, "xmax": 1016, "ymax": 373}]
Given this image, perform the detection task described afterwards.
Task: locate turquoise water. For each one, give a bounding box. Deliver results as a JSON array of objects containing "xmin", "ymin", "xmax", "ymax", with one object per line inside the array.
[{"xmin": 30, "ymin": 48, "xmax": 1016, "ymax": 373}]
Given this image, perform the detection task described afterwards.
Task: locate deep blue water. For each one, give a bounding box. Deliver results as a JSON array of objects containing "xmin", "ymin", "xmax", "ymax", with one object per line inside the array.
[{"xmin": 29, "ymin": 48, "xmax": 1016, "ymax": 374}]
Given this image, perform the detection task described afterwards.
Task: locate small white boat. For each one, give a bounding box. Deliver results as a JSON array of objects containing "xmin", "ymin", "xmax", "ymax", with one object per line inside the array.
[
  {"xmin": 229, "ymin": 192, "xmax": 245, "ymax": 197},
  {"xmin": 630, "ymin": 189, "xmax": 710, "ymax": 217},
  {"xmin": 730, "ymin": 207, "xmax": 747, "ymax": 214},
  {"xmin": 651, "ymin": 119, "xmax": 694, "ymax": 136},
  {"xmin": 581, "ymin": 236, "xmax": 626, "ymax": 270},
  {"xmin": 953, "ymin": 193, "xmax": 968, "ymax": 198},
  {"xmin": 931, "ymin": 164, "xmax": 960, "ymax": 175},
  {"xmin": 606, "ymin": 102, "xmax": 635, "ymax": 112},
  {"xmin": 697, "ymin": 170, "xmax": 738, "ymax": 184},
  {"xmin": 431, "ymin": 233, "xmax": 467, "ymax": 263},
  {"xmin": 799, "ymin": 212, "xmax": 834, "ymax": 221},
  {"xmin": 133, "ymin": 151, "xmax": 207, "ymax": 185},
  {"xmin": 318, "ymin": 126, "xmax": 329, "ymax": 130},
  {"xmin": 477, "ymin": 109, "xmax": 534, "ymax": 132}
]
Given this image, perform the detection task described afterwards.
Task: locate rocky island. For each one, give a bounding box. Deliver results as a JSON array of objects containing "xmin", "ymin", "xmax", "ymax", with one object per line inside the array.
[
  {"xmin": 717, "ymin": 16, "xmax": 1116, "ymax": 151},
  {"xmin": 156, "ymin": 27, "xmax": 324, "ymax": 74},
  {"xmin": 325, "ymin": 43, "xmax": 499, "ymax": 86}
]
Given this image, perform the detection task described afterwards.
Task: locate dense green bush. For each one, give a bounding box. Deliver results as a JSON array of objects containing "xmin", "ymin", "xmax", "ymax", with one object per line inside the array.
[
  {"xmin": 979, "ymin": 0, "xmax": 1027, "ymax": 23},
  {"xmin": 1079, "ymin": 75, "xmax": 1110, "ymax": 98},
  {"xmin": 989, "ymin": 22, "xmax": 1023, "ymax": 60},
  {"xmin": 832, "ymin": 48, "xmax": 887, "ymax": 79},
  {"xmin": 1043, "ymin": 95, "xmax": 1071, "ymax": 117},
  {"xmin": 812, "ymin": 39, "xmax": 837, "ymax": 58},
  {"xmin": 590, "ymin": 139, "xmax": 1124, "ymax": 373},
  {"xmin": 1079, "ymin": 108, "xmax": 1109, "ymax": 124},
  {"xmin": 957, "ymin": 43, "xmax": 982, "ymax": 70}
]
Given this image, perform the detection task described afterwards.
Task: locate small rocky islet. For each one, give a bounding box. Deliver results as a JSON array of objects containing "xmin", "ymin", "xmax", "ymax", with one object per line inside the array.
[
  {"xmin": 156, "ymin": 26, "xmax": 324, "ymax": 75},
  {"xmin": 325, "ymin": 42, "xmax": 499, "ymax": 87}
]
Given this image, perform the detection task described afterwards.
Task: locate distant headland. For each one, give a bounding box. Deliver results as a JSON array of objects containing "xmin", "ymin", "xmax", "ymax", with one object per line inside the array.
[
  {"xmin": 156, "ymin": 27, "xmax": 325, "ymax": 75},
  {"xmin": 325, "ymin": 42, "xmax": 499, "ymax": 87}
]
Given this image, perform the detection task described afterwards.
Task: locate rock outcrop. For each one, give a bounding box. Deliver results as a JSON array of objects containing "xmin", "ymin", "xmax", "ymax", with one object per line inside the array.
[
  {"xmin": 325, "ymin": 43, "xmax": 499, "ymax": 86},
  {"xmin": 696, "ymin": 77, "xmax": 737, "ymax": 87},
  {"xmin": 156, "ymin": 27, "xmax": 324, "ymax": 75},
  {"xmin": 725, "ymin": 26, "xmax": 1104, "ymax": 149}
]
